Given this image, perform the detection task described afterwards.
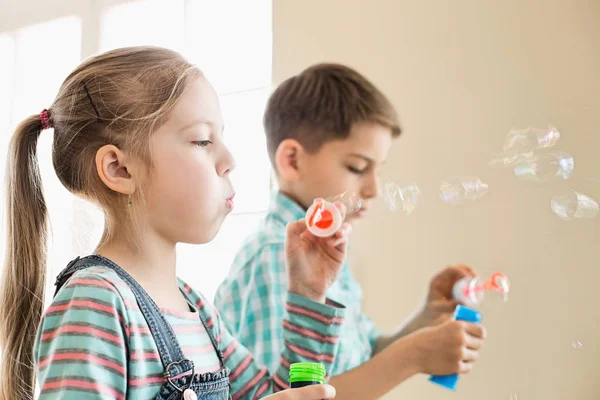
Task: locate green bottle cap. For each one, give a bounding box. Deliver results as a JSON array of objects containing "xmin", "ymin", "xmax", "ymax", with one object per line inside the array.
[{"xmin": 289, "ymin": 362, "xmax": 326, "ymax": 384}]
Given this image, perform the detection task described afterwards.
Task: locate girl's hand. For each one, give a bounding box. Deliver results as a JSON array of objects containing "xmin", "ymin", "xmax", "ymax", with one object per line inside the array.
[
  {"xmin": 285, "ymin": 202, "xmax": 351, "ymax": 303},
  {"xmin": 261, "ymin": 384, "xmax": 336, "ymax": 399}
]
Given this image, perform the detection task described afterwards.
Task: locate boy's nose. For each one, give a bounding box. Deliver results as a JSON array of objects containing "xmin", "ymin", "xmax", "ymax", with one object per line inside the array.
[{"xmin": 361, "ymin": 176, "xmax": 381, "ymax": 200}]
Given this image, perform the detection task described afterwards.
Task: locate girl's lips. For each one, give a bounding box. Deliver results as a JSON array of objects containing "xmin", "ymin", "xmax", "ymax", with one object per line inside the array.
[{"xmin": 226, "ymin": 193, "xmax": 235, "ymax": 210}]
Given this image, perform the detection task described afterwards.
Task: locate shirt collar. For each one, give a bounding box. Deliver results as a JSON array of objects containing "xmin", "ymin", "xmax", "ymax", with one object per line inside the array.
[{"xmin": 268, "ymin": 190, "xmax": 306, "ymax": 225}]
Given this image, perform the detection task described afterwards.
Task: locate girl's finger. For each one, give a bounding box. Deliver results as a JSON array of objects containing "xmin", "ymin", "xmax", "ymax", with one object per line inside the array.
[
  {"xmin": 330, "ymin": 235, "xmax": 349, "ymax": 248},
  {"xmin": 333, "ymin": 201, "xmax": 347, "ymax": 220},
  {"xmin": 330, "ymin": 224, "xmax": 351, "ymax": 247},
  {"xmin": 334, "ymin": 223, "xmax": 352, "ymax": 238},
  {"xmin": 287, "ymin": 219, "xmax": 307, "ymax": 237},
  {"xmin": 270, "ymin": 384, "xmax": 336, "ymax": 400}
]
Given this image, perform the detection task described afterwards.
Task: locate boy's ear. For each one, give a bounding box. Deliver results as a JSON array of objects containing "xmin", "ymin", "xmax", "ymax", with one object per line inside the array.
[
  {"xmin": 275, "ymin": 139, "xmax": 303, "ymax": 182},
  {"xmin": 95, "ymin": 145, "xmax": 137, "ymax": 195}
]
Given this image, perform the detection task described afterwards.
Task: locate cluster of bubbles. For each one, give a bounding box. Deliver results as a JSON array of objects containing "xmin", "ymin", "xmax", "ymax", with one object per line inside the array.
[
  {"xmin": 551, "ymin": 191, "xmax": 598, "ymax": 220},
  {"xmin": 491, "ymin": 126, "xmax": 598, "ymax": 220},
  {"xmin": 328, "ymin": 125, "xmax": 598, "ymax": 221},
  {"xmin": 325, "ymin": 184, "xmax": 422, "ymax": 217},
  {"xmin": 439, "ymin": 176, "xmax": 488, "ymax": 205}
]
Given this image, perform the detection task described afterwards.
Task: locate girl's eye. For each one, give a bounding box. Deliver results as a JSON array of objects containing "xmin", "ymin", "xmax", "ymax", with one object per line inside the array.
[{"xmin": 194, "ymin": 140, "xmax": 212, "ymax": 148}]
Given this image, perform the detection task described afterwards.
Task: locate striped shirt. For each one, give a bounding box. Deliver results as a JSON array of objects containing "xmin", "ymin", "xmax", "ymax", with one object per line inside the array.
[
  {"xmin": 34, "ymin": 265, "xmax": 346, "ymax": 399},
  {"xmin": 215, "ymin": 191, "xmax": 381, "ymax": 377}
]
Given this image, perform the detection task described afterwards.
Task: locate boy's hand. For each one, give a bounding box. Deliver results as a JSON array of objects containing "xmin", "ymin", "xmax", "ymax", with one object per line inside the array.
[
  {"xmin": 410, "ymin": 318, "xmax": 487, "ymax": 375},
  {"xmin": 285, "ymin": 202, "xmax": 351, "ymax": 303},
  {"xmin": 261, "ymin": 384, "xmax": 336, "ymax": 399},
  {"xmin": 417, "ymin": 265, "xmax": 476, "ymax": 328}
]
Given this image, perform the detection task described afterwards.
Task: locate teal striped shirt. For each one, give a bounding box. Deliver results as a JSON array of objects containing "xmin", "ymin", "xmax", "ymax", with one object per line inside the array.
[
  {"xmin": 215, "ymin": 191, "xmax": 381, "ymax": 377},
  {"xmin": 35, "ymin": 265, "xmax": 346, "ymax": 399}
]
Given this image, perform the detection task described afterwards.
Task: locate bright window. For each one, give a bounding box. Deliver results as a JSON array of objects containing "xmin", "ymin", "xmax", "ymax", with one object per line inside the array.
[{"xmin": 0, "ymin": 0, "xmax": 272, "ymax": 303}]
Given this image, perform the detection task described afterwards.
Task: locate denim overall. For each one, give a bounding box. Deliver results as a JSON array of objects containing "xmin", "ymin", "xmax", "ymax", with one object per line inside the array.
[{"xmin": 54, "ymin": 255, "xmax": 231, "ymax": 400}]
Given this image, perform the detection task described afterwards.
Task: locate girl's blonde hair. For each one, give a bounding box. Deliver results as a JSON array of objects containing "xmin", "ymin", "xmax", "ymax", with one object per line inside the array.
[{"xmin": 0, "ymin": 46, "xmax": 201, "ymax": 399}]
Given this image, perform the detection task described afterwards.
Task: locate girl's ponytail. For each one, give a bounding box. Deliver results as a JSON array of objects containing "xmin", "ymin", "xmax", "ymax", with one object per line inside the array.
[{"xmin": 1, "ymin": 112, "xmax": 50, "ymax": 399}]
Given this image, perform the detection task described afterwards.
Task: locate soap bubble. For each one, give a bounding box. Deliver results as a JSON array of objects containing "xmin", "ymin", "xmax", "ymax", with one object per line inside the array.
[
  {"xmin": 326, "ymin": 191, "xmax": 363, "ymax": 215},
  {"xmin": 513, "ymin": 151, "xmax": 574, "ymax": 182},
  {"xmin": 503, "ymin": 125, "xmax": 560, "ymax": 153},
  {"xmin": 383, "ymin": 182, "xmax": 421, "ymax": 215},
  {"xmin": 551, "ymin": 191, "xmax": 599, "ymax": 220},
  {"xmin": 572, "ymin": 341, "xmax": 583, "ymax": 349},
  {"xmin": 489, "ymin": 150, "xmax": 535, "ymax": 168},
  {"xmin": 490, "ymin": 125, "xmax": 561, "ymax": 168},
  {"xmin": 439, "ymin": 176, "xmax": 489, "ymax": 205}
]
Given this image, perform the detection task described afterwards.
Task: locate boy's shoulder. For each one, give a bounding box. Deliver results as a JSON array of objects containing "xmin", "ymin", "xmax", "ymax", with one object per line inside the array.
[{"xmin": 228, "ymin": 217, "xmax": 287, "ymax": 277}]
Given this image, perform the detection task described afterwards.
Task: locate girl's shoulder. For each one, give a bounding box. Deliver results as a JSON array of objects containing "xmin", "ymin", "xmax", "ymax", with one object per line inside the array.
[
  {"xmin": 52, "ymin": 265, "xmax": 138, "ymax": 318},
  {"xmin": 177, "ymin": 278, "xmax": 220, "ymax": 324},
  {"xmin": 177, "ymin": 278, "xmax": 209, "ymax": 310}
]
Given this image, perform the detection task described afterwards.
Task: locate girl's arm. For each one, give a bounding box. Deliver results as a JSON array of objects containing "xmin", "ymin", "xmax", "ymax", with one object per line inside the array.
[
  {"xmin": 212, "ymin": 293, "xmax": 346, "ymax": 399},
  {"xmin": 34, "ymin": 271, "xmax": 129, "ymax": 400}
]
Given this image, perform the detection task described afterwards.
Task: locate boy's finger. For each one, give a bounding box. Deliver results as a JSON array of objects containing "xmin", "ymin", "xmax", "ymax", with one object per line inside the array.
[
  {"xmin": 464, "ymin": 334, "xmax": 484, "ymax": 350},
  {"xmin": 462, "ymin": 322, "xmax": 487, "ymax": 339},
  {"xmin": 459, "ymin": 361, "xmax": 474, "ymax": 374},
  {"xmin": 439, "ymin": 265, "xmax": 476, "ymax": 282},
  {"xmin": 455, "ymin": 264, "xmax": 476, "ymax": 278},
  {"xmin": 461, "ymin": 347, "xmax": 480, "ymax": 363}
]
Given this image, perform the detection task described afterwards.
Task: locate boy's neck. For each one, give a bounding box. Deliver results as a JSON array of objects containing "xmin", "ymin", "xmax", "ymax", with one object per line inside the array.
[
  {"xmin": 279, "ymin": 190, "xmax": 307, "ymax": 211},
  {"xmin": 278, "ymin": 182, "xmax": 310, "ymax": 211}
]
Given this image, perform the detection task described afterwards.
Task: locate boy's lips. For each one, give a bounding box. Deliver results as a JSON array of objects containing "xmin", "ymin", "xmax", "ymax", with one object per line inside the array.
[{"xmin": 355, "ymin": 207, "xmax": 368, "ymax": 218}]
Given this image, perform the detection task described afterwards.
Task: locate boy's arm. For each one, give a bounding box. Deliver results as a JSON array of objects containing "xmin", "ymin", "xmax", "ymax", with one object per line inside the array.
[
  {"xmin": 373, "ymin": 310, "xmax": 430, "ymax": 354},
  {"xmin": 373, "ymin": 265, "xmax": 477, "ymax": 354},
  {"xmin": 214, "ymin": 243, "xmax": 289, "ymax": 373},
  {"xmin": 329, "ymin": 334, "xmax": 422, "ymax": 400},
  {"xmin": 330, "ymin": 318, "xmax": 487, "ymax": 400}
]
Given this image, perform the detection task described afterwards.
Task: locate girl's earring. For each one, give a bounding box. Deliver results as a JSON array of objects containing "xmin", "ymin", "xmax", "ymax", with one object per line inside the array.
[{"xmin": 127, "ymin": 195, "xmax": 132, "ymax": 207}]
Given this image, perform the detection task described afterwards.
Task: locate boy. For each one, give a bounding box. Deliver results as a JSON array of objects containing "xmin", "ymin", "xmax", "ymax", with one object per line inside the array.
[{"xmin": 215, "ymin": 64, "xmax": 486, "ymax": 398}]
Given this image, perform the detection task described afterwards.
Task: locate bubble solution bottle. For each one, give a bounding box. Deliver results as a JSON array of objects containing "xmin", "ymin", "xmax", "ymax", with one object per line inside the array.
[
  {"xmin": 289, "ymin": 362, "xmax": 326, "ymax": 388},
  {"xmin": 430, "ymin": 272, "xmax": 510, "ymax": 390}
]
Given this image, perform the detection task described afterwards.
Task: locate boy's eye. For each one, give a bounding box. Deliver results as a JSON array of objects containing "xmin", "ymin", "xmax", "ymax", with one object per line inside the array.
[
  {"xmin": 194, "ymin": 140, "xmax": 212, "ymax": 148},
  {"xmin": 347, "ymin": 166, "xmax": 366, "ymax": 175}
]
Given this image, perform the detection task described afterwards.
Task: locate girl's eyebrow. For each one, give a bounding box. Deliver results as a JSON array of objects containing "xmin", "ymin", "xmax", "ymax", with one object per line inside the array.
[{"xmin": 180, "ymin": 119, "xmax": 225, "ymax": 134}]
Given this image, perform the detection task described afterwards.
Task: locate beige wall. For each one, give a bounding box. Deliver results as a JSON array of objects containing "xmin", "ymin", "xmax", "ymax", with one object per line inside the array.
[{"xmin": 273, "ymin": 1, "xmax": 600, "ymax": 399}]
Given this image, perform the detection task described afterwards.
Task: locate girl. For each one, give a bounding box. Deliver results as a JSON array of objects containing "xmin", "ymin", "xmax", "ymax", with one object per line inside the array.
[{"xmin": 0, "ymin": 46, "xmax": 351, "ymax": 400}]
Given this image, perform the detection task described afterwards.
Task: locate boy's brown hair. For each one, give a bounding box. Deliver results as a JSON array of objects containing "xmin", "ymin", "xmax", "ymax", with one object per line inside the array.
[{"xmin": 263, "ymin": 63, "xmax": 401, "ymax": 167}]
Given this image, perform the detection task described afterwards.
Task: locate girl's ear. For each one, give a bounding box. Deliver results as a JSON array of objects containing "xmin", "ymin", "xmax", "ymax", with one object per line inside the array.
[{"xmin": 95, "ymin": 145, "xmax": 137, "ymax": 195}]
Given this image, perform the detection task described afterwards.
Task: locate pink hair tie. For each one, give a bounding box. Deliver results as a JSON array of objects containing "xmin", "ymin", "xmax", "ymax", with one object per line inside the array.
[{"xmin": 40, "ymin": 109, "xmax": 51, "ymax": 130}]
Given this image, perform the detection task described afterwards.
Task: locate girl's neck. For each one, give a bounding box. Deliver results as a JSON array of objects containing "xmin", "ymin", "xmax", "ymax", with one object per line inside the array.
[{"xmin": 96, "ymin": 229, "xmax": 191, "ymax": 312}]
